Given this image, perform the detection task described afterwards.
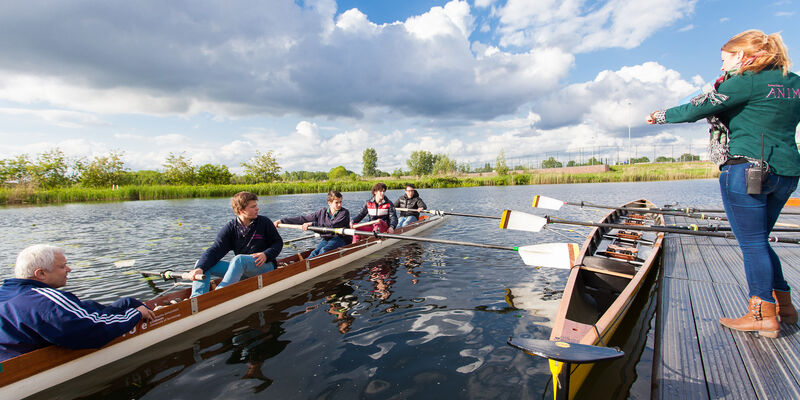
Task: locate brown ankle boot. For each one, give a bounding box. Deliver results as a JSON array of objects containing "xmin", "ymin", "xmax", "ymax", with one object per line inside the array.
[
  {"xmin": 719, "ymin": 296, "xmax": 779, "ymax": 338},
  {"xmin": 773, "ymin": 290, "xmax": 798, "ymax": 325}
]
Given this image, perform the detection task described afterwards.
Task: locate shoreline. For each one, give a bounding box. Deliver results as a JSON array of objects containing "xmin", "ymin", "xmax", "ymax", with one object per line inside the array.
[{"xmin": 0, "ymin": 161, "xmax": 718, "ymax": 206}]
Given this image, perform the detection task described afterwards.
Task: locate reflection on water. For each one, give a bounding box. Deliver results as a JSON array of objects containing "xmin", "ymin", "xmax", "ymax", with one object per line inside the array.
[{"xmin": 1, "ymin": 180, "xmax": 732, "ymax": 399}]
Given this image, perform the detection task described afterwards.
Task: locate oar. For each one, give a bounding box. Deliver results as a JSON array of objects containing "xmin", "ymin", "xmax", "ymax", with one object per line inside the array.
[
  {"xmin": 280, "ymin": 224, "xmax": 580, "ymax": 269},
  {"xmin": 114, "ymin": 260, "xmax": 204, "ymax": 280},
  {"xmin": 531, "ymin": 195, "xmax": 800, "ymax": 228},
  {"xmin": 500, "ymin": 209, "xmax": 800, "ymax": 244},
  {"xmin": 284, "ymin": 234, "xmax": 319, "ymax": 244},
  {"xmin": 396, "ymin": 207, "xmax": 500, "ymax": 220}
]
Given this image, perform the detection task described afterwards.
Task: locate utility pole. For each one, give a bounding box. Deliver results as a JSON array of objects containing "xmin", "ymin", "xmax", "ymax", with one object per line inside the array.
[{"xmin": 627, "ymin": 101, "xmax": 632, "ymax": 165}]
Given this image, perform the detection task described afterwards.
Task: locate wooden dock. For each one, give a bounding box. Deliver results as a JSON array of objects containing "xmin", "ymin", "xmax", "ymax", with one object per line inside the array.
[{"xmin": 655, "ymin": 215, "xmax": 800, "ymax": 399}]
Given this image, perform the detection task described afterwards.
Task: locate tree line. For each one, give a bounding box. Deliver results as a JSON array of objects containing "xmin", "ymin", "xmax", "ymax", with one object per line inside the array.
[{"xmin": 2, "ymin": 146, "xmax": 697, "ymax": 190}]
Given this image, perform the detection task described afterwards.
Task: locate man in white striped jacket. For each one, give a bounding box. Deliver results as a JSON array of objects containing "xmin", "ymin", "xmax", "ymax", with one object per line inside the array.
[{"xmin": 0, "ymin": 244, "xmax": 154, "ymax": 361}]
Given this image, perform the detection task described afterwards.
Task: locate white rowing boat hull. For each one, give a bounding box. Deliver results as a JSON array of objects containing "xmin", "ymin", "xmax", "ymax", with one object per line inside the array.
[{"xmin": 0, "ymin": 215, "xmax": 445, "ymax": 399}]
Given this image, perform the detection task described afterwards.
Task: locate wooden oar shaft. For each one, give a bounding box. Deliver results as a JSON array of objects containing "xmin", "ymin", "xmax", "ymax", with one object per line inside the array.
[
  {"xmin": 667, "ymin": 224, "xmax": 800, "ymax": 233},
  {"xmin": 669, "ymin": 206, "xmax": 800, "ymax": 215},
  {"xmin": 547, "ymin": 217, "xmax": 800, "ymax": 243},
  {"xmin": 283, "ymin": 234, "xmax": 318, "ymax": 244},
  {"xmin": 566, "ymin": 201, "xmax": 728, "ymax": 221},
  {"xmin": 395, "ymin": 207, "xmax": 499, "ymax": 220},
  {"xmin": 302, "ymin": 225, "xmax": 517, "ymax": 251}
]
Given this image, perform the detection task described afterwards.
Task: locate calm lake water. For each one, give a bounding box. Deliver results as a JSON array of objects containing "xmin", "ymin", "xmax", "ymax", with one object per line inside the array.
[{"xmin": 0, "ymin": 180, "xmax": 754, "ymax": 399}]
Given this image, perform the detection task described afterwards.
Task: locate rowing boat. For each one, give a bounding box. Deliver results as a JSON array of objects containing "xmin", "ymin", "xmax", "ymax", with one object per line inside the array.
[
  {"xmin": 530, "ymin": 199, "xmax": 665, "ymax": 399},
  {"xmin": 0, "ymin": 214, "xmax": 444, "ymax": 399}
]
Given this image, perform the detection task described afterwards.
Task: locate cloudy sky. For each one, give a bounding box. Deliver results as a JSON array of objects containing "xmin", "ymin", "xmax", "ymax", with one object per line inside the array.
[{"xmin": 1, "ymin": 0, "xmax": 798, "ymax": 173}]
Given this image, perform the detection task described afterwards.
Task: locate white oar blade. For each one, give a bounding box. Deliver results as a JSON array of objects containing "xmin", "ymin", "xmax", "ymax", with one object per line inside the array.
[
  {"xmin": 114, "ymin": 259, "xmax": 136, "ymax": 268},
  {"xmin": 532, "ymin": 195, "xmax": 564, "ymax": 210},
  {"xmin": 500, "ymin": 210, "xmax": 547, "ymax": 232},
  {"xmin": 517, "ymin": 243, "xmax": 580, "ymax": 269}
]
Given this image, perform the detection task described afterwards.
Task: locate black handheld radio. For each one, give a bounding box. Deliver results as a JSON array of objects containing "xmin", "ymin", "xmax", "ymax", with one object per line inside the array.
[{"xmin": 745, "ymin": 133, "xmax": 766, "ymax": 194}]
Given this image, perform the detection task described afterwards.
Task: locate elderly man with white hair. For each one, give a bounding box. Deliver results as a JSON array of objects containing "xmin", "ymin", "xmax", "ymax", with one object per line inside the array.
[{"xmin": 0, "ymin": 244, "xmax": 155, "ymax": 361}]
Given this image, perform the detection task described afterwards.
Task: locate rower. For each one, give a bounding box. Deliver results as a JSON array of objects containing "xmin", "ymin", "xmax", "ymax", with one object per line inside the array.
[
  {"xmin": 0, "ymin": 244, "xmax": 155, "ymax": 361},
  {"xmin": 187, "ymin": 191, "xmax": 283, "ymax": 297},
  {"xmin": 351, "ymin": 182, "xmax": 398, "ymax": 242},
  {"xmin": 274, "ymin": 190, "xmax": 350, "ymax": 258},
  {"xmin": 394, "ymin": 184, "xmax": 427, "ymax": 228}
]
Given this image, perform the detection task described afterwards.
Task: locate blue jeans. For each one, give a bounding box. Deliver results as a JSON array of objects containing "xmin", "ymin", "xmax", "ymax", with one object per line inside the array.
[
  {"xmin": 310, "ymin": 236, "xmax": 346, "ymax": 258},
  {"xmin": 397, "ymin": 215, "xmax": 417, "ymax": 228},
  {"xmin": 719, "ymin": 163, "xmax": 798, "ymax": 302},
  {"xmin": 190, "ymin": 255, "xmax": 276, "ymax": 297}
]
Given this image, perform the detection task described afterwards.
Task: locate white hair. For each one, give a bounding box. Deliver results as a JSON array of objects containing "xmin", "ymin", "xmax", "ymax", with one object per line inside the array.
[{"xmin": 15, "ymin": 244, "xmax": 65, "ymax": 279}]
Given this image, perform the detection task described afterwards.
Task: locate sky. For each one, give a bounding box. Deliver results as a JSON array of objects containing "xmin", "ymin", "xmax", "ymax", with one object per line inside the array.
[{"xmin": 0, "ymin": 0, "xmax": 798, "ymax": 174}]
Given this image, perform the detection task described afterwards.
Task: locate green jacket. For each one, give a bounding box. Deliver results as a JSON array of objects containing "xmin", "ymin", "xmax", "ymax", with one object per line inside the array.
[{"xmin": 664, "ymin": 68, "xmax": 800, "ymax": 176}]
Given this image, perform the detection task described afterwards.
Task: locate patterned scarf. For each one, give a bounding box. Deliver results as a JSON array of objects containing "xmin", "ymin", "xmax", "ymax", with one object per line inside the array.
[{"xmin": 692, "ymin": 72, "xmax": 732, "ymax": 167}]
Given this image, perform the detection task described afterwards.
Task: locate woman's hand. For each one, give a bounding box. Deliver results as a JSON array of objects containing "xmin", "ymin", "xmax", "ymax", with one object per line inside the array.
[
  {"xmin": 646, "ymin": 113, "xmax": 656, "ymax": 124},
  {"xmin": 301, "ymin": 222, "xmax": 312, "ymax": 231}
]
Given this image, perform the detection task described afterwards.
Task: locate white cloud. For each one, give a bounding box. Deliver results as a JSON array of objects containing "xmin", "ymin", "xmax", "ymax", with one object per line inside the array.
[
  {"xmin": 532, "ymin": 62, "xmax": 697, "ymax": 133},
  {"xmin": 775, "ymin": 11, "xmax": 795, "ymax": 17},
  {"xmin": 495, "ymin": 0, "xmax": 698, "ymax": 53},
  {"xmin": 677, "ymin": 24, "xmax": 694, "ymax": 32},
  {"xmin": 0, "ymin": 0, "xmax": 570, "ymax": 123},
  {"xmin": 0, "ymin": 107, "xmax": 107, "ymax": 128}
]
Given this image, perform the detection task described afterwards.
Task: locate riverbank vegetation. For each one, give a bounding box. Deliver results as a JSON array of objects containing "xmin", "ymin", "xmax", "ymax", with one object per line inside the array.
[{"xmin": 1, "ymin": 150, "xmax": 718, "ymax": 205}]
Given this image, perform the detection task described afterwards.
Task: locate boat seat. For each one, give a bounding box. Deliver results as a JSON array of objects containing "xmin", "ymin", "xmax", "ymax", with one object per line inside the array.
[{"xmin": 581, "ymin": 255, "xmax": 636, "ymax": 277}]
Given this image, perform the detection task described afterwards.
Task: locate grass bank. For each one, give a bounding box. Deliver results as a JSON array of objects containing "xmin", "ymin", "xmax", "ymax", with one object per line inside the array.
[{"xmin": 0, "ymin": 162, "xmax": 718, "ymax": 205}]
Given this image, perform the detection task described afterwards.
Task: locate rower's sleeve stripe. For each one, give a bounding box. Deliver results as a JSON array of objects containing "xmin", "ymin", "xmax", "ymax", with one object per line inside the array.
[{"xmin": 33, "ymin": 288, "xmax": 140, "ymax": 325}]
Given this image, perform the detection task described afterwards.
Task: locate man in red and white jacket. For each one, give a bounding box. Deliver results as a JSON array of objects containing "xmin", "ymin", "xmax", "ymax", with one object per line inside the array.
[{"xmin": 350, "ymin": 182, "xmax": 398, "ymax": 241}]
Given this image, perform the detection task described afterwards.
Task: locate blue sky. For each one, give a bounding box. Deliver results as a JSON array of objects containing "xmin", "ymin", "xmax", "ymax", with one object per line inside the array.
[{"xmin": 0, "ymin": 0, "xmax": 798, "ymax": 173}]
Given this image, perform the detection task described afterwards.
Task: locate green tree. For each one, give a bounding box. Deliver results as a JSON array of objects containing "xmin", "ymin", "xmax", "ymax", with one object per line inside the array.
[
  {"xmin": 391, "ymin": 168, "xmax": 404, "ymax": 178},
  {"xmin": 586, "ymin": 157, "xmax": 602, "ymax": 166},
  {"xmin": 406, "ymin": 150, "xmax": 436, "ymax": 176},
  {"xmin": 80, "ymin": 151, "xmax": 127, "ymax": 187},
  {"xmin": 566, "ymin": 160, "xmax": 577, "ymax": 167},
  {"xmin": 656, "ymin": 156, "xmax": 676, "ymax": 162},
  {"xmin": 241, "ymin": 150, "xmax": 281, "ymax": 183},
  {"xmin": 0, "ymin": 154, "xmax": 34, "ymax": 185},
  {"xmin": 678, "ymin": 153, "xmax": 700, "ymax": 162},
  {"xmin": 126, "ymin": 170, "xmax": 166, "ymax": 185},
  {"xmin": 541, "ymin": 157, "xmax": 563, "ymax": 168},
  {"xmin": 457, "ymin": 162, "xmax": 471, "ymax": 173},
  {"xmin": 362, "ymin": 148, "xmax": 378, "ymax": 177},
  {"xmin": 32, "ymin": 148, "xmax": 73, "ymax": 188},
  {"xmin": 495, "ymin": 149, "xmax": 509, "ymax": 175},
  {"xmin": 197, "ymin": 163, "xmax": 232, "ymax": 184},
  {"xmin": 163, "ymin": 152, "xmax": 196, "ymax": 185},
  {"xmin": 328, "ymin": 165, "xmax": 350, "ymax": 180},
  {"xmin": 631, "ymin": 156, "xmax": 650, "ymax": 164},
  {"xmin": 432, "ymin": 154, "xmax": 457, "ymax": 175}
]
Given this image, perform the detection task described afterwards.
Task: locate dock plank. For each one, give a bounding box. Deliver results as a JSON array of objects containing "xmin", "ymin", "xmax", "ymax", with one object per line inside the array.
[{"xmin": 653, "ymin": 215, "xmax": 800, "ymax": 400}]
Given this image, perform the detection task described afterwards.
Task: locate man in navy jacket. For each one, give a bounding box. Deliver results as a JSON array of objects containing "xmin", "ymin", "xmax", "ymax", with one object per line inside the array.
[
  {"xmin": 0, "ymin": 244, "xmax": 155, "ymax": 361},
  {"xmin": 274, "ymin": 190, "xmax": 350, "ymax": 258},
  {"xmin": 188, "ymin": 191, "xmax": 283, "ymax": 297}
]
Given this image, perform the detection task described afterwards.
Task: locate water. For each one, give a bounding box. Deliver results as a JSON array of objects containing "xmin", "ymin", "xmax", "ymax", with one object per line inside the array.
[{"xmin": 0, "ymin": 180, "xmax": 728, "ymax": 399}]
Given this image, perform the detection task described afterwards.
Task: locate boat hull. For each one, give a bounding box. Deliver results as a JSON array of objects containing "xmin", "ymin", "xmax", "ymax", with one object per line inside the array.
[
  {"xmin": 548, "ymin": 200, "xmax": 665, "ymax": 399},
  {"xmin": 0, "ymin": 215, "xmax": 445, "ymax": 399}
]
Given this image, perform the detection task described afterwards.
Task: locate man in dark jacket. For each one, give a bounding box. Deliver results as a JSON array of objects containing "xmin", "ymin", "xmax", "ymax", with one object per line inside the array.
[
  {"xmin": 0, "ymin": 244, "xmax": 154, "ymax": 361},
  {"xmin": 394, "ymin": 184, "xmax": 427, "ymax": 228},
  {"xmin": 274, "ymin": 190, "xmax": 350, "ymax": 258},
  {"xmin": 188, "ymin": 191, "xmax": 283, "ymax": 297}
]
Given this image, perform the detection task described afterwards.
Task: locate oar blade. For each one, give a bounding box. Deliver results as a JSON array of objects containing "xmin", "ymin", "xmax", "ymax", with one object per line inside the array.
[
  {"xmin": 517, "ymin": 243, "xmax": 580, "ymax": 269},
  {"xmin": 114, "ymin": 260, "xmax": 136, "ymax": 268},
  {"xmin": 500, "ymin": 210, "xmax": 547, "ymax": 232},
  {"xmin": 532, "ymin": 195, "xmax": 564, "ymax": 210}
]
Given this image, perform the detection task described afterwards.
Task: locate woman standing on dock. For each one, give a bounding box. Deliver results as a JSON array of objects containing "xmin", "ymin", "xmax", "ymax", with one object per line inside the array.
[{"xmin": 647, "ymin": 30, "xmax": 800, "ymax": 337}]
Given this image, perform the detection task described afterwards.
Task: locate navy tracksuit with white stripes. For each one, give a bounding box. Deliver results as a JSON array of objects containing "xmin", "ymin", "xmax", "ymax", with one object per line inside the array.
[{"xmin": 0, "ymin": 278, "xmax": 143, "ymax": 361}]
